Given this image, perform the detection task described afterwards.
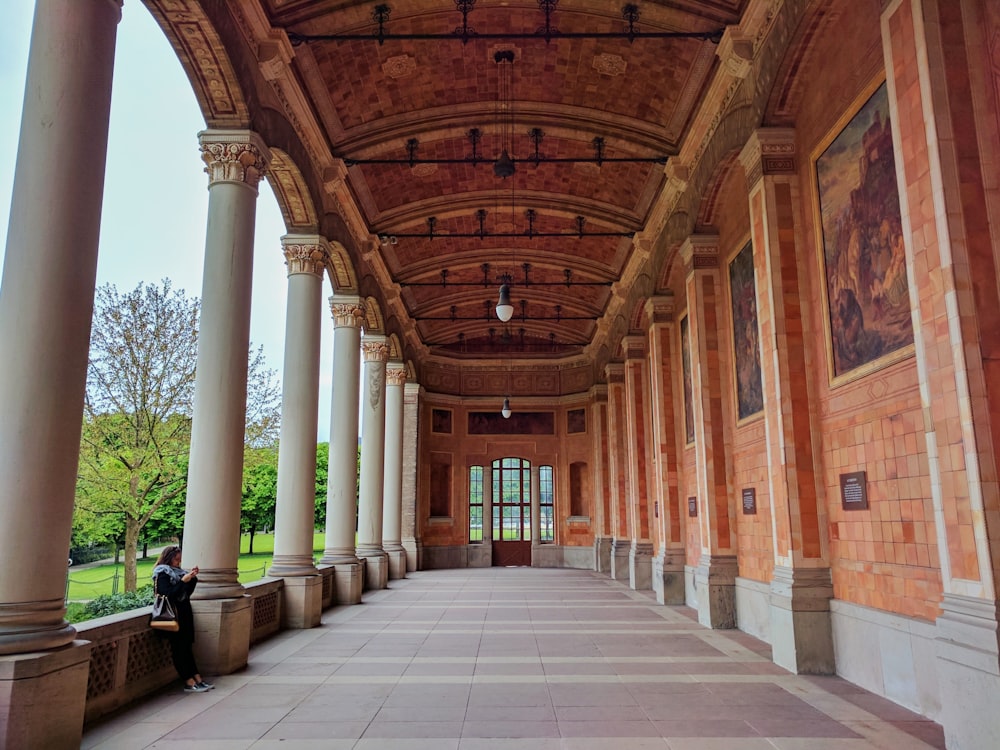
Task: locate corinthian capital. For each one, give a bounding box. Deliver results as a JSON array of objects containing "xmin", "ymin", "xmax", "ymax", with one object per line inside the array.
[
  {"xmin": 281, "ymin": 235, "xmax": 329, "ymax": 277},
  {"xmin": 329, "ymin": 295, "xmax": 364, "ymax": 329},
  {"xmin": 386, "ymin": 363, "xmax": 408, "ymax": 387},
  {"xmin": 362, "ymin": 336, "xmax": 390, "ymax": 363},
  {"xmin": 198, "ymin": 130, "xmax": 271, "ymax": 190}
]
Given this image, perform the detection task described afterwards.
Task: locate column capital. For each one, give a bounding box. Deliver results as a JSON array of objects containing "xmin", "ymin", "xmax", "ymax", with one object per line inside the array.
[
  {"xmin": 622, "ymin": 335, "xmax": 647, "ymax": 361},
  {"xmin": 198, "ymin": 130, "xmax": 270, "ymax": 190},
  {"xmin": 329, "ymin": 294, "xmax": 364, "ymax": 328},
  {"xmin": 605, "ymin": 362, "xmax": 625, "ymax": 383},
  {"xmin": 404, "ymin": 381, "xmax": 422, "ymax": 398},
  {"xmin": 386, "ymin": 361, "xmax": 408, "ymax": 386},
  {"xmin": 716, "ymin": 27, "xmax": 754, "ymax": 79},
  {"xmin": 680, "ymin": 235, "xmax": 720, "ymax": 271},
  {"xmin": 591, "ymin": 383, "xmax": 608, "ymax": 401},
  {"xmin": 738, "ymin": 128, "xmax": 797, "ymax": 188},
  {"xmin": 645, "ymin": 294, "xmax": 675, "ymax": 325},
  {"xmin": 281, "ymin": 234, "xmax": 329, "ymax": 277},
  {"xmin": 362, "ymin": 334, "xmax": 390, "ymax": 362}
]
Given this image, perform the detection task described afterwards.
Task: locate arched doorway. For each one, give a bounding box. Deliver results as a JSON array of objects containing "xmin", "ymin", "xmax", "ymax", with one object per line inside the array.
[{"xmin": 492, "ymin": 457, "xmax": 532, "ymax": 566}]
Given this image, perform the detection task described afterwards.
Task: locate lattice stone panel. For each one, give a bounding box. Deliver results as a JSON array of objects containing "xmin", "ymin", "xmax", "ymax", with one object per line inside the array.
[
  {"xmin": 252, "ymin": 590, "xmax": 279, "ymax": 630},
  {"xmin": 87, "ymin": 641, "xmax": 119, "ymax": 699},
  {"xmin": 126, "ymin": 629, "xmax": 174, "ymax": 682}
]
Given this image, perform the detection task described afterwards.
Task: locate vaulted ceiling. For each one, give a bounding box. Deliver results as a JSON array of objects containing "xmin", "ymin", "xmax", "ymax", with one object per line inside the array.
[{"xmin": 146, "ymin": 0, "xmax": 762, "ymax": 394}]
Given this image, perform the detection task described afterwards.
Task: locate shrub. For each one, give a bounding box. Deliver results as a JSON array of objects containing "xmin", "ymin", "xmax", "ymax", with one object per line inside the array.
[{"xmin": 80, "ymin": 585, "xmax": 154, "ymax": 621}]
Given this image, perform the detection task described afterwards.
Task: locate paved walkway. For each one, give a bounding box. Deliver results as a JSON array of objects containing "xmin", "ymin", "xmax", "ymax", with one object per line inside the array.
[{"xmin": 82, "ymin": 567, "xmax": 945, "ymax": 749}]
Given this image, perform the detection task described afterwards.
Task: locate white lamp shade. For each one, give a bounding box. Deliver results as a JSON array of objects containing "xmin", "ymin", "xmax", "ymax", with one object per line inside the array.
[
  {"xmin": 501, "ymin": 397, "xmax": 511, "ymax": 418},
  {"xmin": 496, "ymin": 283, "xmax": 514, "ymax": 322}
]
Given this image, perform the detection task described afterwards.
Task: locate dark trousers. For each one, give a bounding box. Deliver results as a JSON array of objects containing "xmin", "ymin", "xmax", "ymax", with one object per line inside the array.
[{"xmin": 168, "ymin": 634, "xmax": 199, "ymax": 681}]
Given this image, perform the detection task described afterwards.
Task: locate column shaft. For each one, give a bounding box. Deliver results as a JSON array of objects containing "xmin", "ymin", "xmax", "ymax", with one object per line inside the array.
[
  {"xmin": 382, "ymin": 363, "xmax": 407, "ymax": 579},
  {"xmin": 184, "ymin": 131, "xmax": 269, "ymax": 601},
  {"xmin": 623, "ymin": 336, "xmax": 655, "ymax": 591},
  {"xmin": 606, "ymin": 364, "xmax": 631, "ymax": 580},
  {"xmin": 400, "ymin": 382, "xmax": 421, "ymax": 570},
  {"xmin": 271, "ymin": 237, "xmax": 328, "ymax": 577},
  {"xmin": 0, "ymin": 0, "xmax": 121, "ymax": 657},
  {"xmin": 321, "ymin": 298, "xmax": 363, "ymax": 564},
  {"xmin": 357, "ymin": 334, "xmax": 389, "ymax": 589}
]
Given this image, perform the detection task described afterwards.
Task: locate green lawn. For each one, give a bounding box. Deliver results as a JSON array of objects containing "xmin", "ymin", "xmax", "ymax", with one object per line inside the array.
[{"xmin": 65, "ymin": 532, "xmax": 325, "ymax": 601}]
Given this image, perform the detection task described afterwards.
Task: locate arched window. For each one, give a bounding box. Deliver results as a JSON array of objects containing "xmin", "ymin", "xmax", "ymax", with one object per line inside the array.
[
  {"xmin": 539, "ymin": 465, "xmax": 554, "ymax": 543},
  {"xmin": 469, "ymin": 466, "xmax": 483, "ymax": 542}
]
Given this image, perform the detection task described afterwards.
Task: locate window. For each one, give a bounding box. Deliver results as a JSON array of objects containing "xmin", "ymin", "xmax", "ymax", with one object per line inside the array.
[
  {"xmin": 540, "ymin": 465, "xmax": 554, "ymax": 543},
  {"xmin": 469, "ymin": 466, "xmax": 483, "ymax": 542},
  {"xmin": 492, "ymin": 457, "xmax": 531, "ymax": 541}
]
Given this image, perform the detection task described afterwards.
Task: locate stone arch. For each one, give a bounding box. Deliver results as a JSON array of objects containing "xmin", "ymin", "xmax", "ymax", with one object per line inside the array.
[
  {"xmin": 143, "ymin": 1, "xmax": 250, "ymax": 128},
  {"xmin": 362, "ymin": 296, "xmax": 385, "ymax": 334},
  {"xmin": 325, "ymin": 240, "xmax": 358, "ymax": 294},
  {"xmin": 386, "ymin": 333, "xmax": 404, "ymax": 361},
  {"xmin": 267, "ymin": 149, "xmax": 320, "ymax": 232}
]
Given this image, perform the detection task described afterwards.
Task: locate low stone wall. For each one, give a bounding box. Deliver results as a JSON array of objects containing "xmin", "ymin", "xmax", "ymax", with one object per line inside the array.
[
  {"xmin": 76, "ymin": 575, "xmax": 338, "ymax": 726},
  {"xmin": 76, "ymin": 609, "xmax": 176, "ymax": 725},
  {"xmin": 531, "ymin": 545, "xmax": 595, "ymax": 569}
]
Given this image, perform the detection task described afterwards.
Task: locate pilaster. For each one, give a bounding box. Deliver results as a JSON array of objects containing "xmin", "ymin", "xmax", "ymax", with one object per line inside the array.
[
  {"xmin": 623, "ymin": 335, "xmax": 654, "ymax": 590},
  {"xmin": 882, "ymin": 1, "xmax": 1000, "ymax": 745},
  {"xmin": 401, "ymin": 382, "xmax": 421, "ymax": 571},
  {"xmin": 605, "ymin": 364, "xmax": 630, "ymax": 581},
  {"xmin": 739, "ymin": 129, "xmax": 833, "ymax": 671},
  {"xmin": 590, "ymin": 385, "xmax": 612, "ymax": 574},
  {"xmin": 646, "ymin": 295, "xmax": 686, "ymax": 604},
  {"xmin": 681, "ymin": 235, "xmax": 737, "ymax": 628}
]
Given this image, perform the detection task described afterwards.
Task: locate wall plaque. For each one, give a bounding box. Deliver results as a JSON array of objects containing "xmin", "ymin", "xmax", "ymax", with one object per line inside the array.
[
  {"xmin": 742, "ymin": 487, "xmax": 757, "ymax": 515},
  {"xmin": 839, "ymin": 471, "xmax": 869, "ymax": 510},
  {"xmin": 687, "ymin": 496, "xmax": 698, "ymax": 517}
]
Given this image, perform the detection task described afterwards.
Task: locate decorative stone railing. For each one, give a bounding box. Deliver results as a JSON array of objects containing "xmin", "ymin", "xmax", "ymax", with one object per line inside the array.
[{"xmin": 245, "ymin": 578, "xmax": 283, "ymax": 645}]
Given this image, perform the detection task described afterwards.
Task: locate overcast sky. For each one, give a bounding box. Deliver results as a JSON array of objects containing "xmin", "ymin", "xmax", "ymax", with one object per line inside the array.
[{"xmin": 0, "ymin": 3, "xmax": 336, "ymax": 442}]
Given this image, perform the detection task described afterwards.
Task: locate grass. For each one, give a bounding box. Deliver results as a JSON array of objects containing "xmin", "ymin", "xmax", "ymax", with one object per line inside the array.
[{"xmin": 65, "ymin": 532, "xmax": 326, "ymax": 601}]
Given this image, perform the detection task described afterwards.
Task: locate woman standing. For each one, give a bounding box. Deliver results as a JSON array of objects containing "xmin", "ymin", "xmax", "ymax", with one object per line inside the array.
[{"xmin": 152, "ymin": 545, "xmax": 214, "ymax": 693}]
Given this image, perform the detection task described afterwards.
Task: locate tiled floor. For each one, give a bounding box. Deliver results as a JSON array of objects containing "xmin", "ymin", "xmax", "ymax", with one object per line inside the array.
[{"xmin": 82, "ymin": 568, "xmax": 945, "ymax": 749}]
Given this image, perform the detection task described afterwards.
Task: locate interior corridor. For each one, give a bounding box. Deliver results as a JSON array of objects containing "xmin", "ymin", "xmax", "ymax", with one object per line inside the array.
[{"xmin": 81, "ymin": 568, "xmax": 944, "ymax": 749}]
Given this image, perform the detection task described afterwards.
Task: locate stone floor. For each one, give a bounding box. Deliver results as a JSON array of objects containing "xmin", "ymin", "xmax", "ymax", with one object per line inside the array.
[{"xmin": 82, "ymin": 567, "xmax": 946, "ymax": 749}]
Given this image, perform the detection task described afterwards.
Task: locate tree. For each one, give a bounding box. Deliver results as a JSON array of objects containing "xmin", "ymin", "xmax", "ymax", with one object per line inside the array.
[
  {"xmin": 314, "ymin": 442, "xmax": 329, "ymax": 529},
  {"xmin": 241, "ymin": 447, "xmax": 278, "ymax": 554},
  {"xmin": 75, "ymin": 281, "xmax": 281, "ymax": 592}
]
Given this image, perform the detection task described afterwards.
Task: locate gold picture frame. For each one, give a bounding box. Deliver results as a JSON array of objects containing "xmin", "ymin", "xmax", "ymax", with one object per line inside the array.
[{"xmin": 811, "ymin": 76, "xmax": 914, "ymax": 387}]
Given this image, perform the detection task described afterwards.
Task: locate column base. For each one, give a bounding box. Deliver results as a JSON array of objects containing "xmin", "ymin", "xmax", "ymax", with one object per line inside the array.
[
  {"xmin": 595, "ymin": 536, "xmax": 612, "ymax": 574},
  {"xmin": 190, "ymin": 596, "xmax": 252, "ymax": 676},
  {"xmin": 402, "ymin": 538, "xmax": 418, "ymax": 572},
  {"xmin": 629, "ymin": 542, "xmax": 654, "ymax": 591},
  {"xmin": 333, "ymin": 561, "xmax": 363, "ymax": 604},
  {"xmin": 695, "ymin": 555, "xmax": 738, "ymax": 629},
  {"xmin": 769, "ymin": 565, "xmax": 834, "ymax": 674},
  {"xmin": 936, "ymin": 594, "xmax": 1000, "ymax": 750},
  {"xmin": 0, "ymin": 640, "xmax": 91, "ymax": 750},
  {"xmin": 268, "ymin": 555, "xmax": 319, "ymax": 578},
  {"xmin": 279, "ymin": 574, "xmax": 323, "ymax": 629},
  {"xmin": 359, "ymin": 551, "xmax": 389, "ymax": 590},
  {"xmin": 385, "ymin": 546, "xmax": 407, "ymax": 580},
  {"xmin": 610, "ymin": 539, "xmax": 630, "ymax": 581},
  {"xmin": 653, "ymin": 550, "xmax": 686, "ymax": 604}
]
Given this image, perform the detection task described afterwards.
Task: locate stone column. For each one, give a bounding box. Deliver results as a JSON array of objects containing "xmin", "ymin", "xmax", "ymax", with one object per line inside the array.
[
  {"xmin": 357, "ymin": 333, "xmax": 390, "ymax": 589},
  {"xmin": 605, "ymin": 364, "xmax": 631, "ymax": 580},
  {"xmin": 646, "ymin": 295, "xmax": 686, "ymax": 604},
  {"xmin": 400, "ymin": 382, "xmax": 421, "ymax": 570},
  {"xmin": 682, "ymin": 235, "xmax": 738, "ymax": 628},
  {"xmin": 882, "ymin": 2, "xmax": 1000, "ymax": 745},
  {"xmin": 382, "ymin": 362, "xmax": 407, "ymax": 579},
  {"xmin": 529, "ymin": 464, "xmax": 542, "ymax": 565},
  {"xmin": 739, "ymin": 129, "xmax": 833, "ymax": 672},
  {"xmin": 591, "ymin": 385, "xmax": 612, "ymax": 572},
  {"xmin": 181, "ymin": 131, "xmax": 270, "ymax": 674},
  {"xmin": 319, "ymin": 295, "xmax": 364, "ymax": 604},
  {"xmin": 270, "ymin": 236, "xmax": 328, "ymax": 628},
  {"xmin": 0, "ymin": 1, "xmax": 121, "ymax": 746},
  {"xmin": 623, "ymin": 335, "xmax": 655, "ymax": 591}
]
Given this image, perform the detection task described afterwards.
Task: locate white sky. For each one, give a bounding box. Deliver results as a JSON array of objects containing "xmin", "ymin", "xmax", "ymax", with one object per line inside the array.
[{"xmin": 0, "ymin": 3, "xmax": 336, "ymax": 442}]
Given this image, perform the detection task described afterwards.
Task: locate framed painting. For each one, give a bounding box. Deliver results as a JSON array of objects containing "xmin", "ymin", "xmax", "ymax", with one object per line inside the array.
[
  {"xmin": 813, "ymin": 79, "xmax": 913, "ymax": 383},
  {"xmin": 681, "ymin": 315, "xmax": 694, "ymax": 444},
  {"xmin": 728, "ymin": 240, "xmax": 763, "ymax": 420}
]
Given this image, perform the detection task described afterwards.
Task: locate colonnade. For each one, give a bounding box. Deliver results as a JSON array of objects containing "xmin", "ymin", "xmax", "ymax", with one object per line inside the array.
[{"xmin": 0, "ymin": 3, "xmax": 413, "ymax": 746}]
